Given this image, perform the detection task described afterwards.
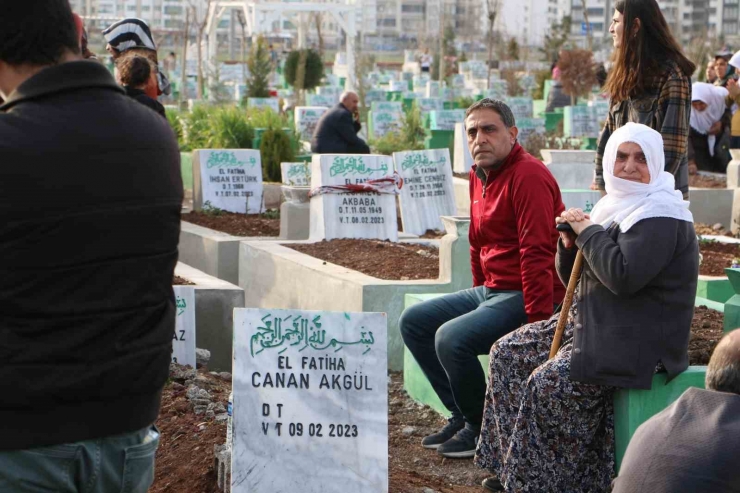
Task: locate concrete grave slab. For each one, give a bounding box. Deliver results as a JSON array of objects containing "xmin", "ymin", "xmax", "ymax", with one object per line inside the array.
[{"xmin": 232, "ymin": 309, "xmax": 388, "ymax": 493}]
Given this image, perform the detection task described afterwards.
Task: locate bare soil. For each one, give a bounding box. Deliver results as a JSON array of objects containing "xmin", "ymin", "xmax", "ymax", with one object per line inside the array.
[
  {"xmin": 699, "ymin": 240, "xmax": 740, "ymax": 276},
  {"xmin": 173, "ymin": 276, "xmax": 195, "ymax": 286},
  {"xmin": 689, "ymin": 306, "xmax": 724, "ymax": 365},
  {"xmin": 182, "ymin": 211, "xmax": 280, "ymax": 237},
  {"xmin": 689, "ymin": 173, "xmax": 727, "ymax": 189},
  {"xmin": 284, "ymin": 239, "xmax": 440, "ymax": 280},
  {"xmin": 151, "ymin": 304, "xmax": 721, "ymax": 493}
]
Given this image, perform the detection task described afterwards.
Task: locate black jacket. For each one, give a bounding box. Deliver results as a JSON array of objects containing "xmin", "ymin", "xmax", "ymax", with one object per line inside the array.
[
  {"xmin": 556, "ymin": 218, "xmax": 698, "ymax": 389},
  {"xmin": 124, "ymin": 86, "xmax": 167, "ymax": 118},
  {"xmin": 0, "ymin": 61, "xmax": 182, "ymax": 450},
  {"xmin": 310, "ymin": 103, "xmax": 370, "ymax": 154}
]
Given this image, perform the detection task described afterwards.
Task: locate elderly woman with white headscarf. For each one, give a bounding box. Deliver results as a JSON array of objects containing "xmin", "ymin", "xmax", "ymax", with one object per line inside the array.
[
  {"xmin": 475, "ymin": 123, "xmax": 698, "ymax": 493},
  {"xmin": 688, "ymin": 82, "xmax": 731, "ymax": 173}
]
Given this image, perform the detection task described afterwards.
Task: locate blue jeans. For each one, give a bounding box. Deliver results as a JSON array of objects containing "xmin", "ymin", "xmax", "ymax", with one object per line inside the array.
[
  {"xmin": 0, "ymin": 425, "xmax": 159, "ymax": 493},
  {"xmin": 399, "ymin": 286, "xmax": 527, "ymax": 428}
]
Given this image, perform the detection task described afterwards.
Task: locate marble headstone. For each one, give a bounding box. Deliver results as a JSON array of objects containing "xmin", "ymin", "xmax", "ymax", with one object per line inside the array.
[
  {"xmin": 425, "ymin": 81, "xmax": 441, "ymax": 98},
  {"xmin": 429, "ymin": 109, "xmax": 466, "ymax": 131},
  {"xmin": 487, "ymin": 80, "xmax": 509, "ymax": 100},
  {"xmin": 393, "ymin": 149, "xmax": 457, "ymax": 235},
  {"xmin": 453, "ymin": 122, "xmax": 474, "ymax": 174},
  {"xmin": 516, "ymin": 117, "xmax": 546, "ymax": 145},
  {"xmin": 505, "ymin": 97, "xmax": 534, "ymax": 120},
  {"xmin": 247, "ymin": 97, "xmax": 280, "ymax": 113},
  {"xmin": 309, "ymin": 154, "xmax": 398, "ymax": 241},
  {"xmin": 563, "ymin": 106, "xmax": 600, "ymax": 138},
  {"xmin": 172, "ymin": 286, "xmax": 196, "ymax": 368},
  {"xmin": 417, "ymin": 97, "xmax": 444, "ymax": 115},
  {"xmin": 370, "ymin": 103, "xmax": 404, "ymax": 139},
  {"xmin": 364, "ymin": 89, "xmax": 387, "ymax": 106},
  {"xmin": 294, "ymin": 106, "xmax": 329, "ymax": 141},
  {"xmin": 194, "ymin": 149, "xmax": 264, "ymax": 213},
  {"xmin": 232, "ymin": 308, "xmax": 388, "ymax": 493},
  {"xmin": 281, "ymin": 162, "xmax": 311, "ymax": 186},
  {"xmin": 307, "ymin": 93, "xmax": 336, "ymax": 107}
]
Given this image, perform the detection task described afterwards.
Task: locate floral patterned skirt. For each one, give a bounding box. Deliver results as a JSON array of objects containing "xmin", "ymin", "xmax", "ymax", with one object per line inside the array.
[{"xmin": 474, "ymin": 298, "xmax": 615, "ymax": 493}]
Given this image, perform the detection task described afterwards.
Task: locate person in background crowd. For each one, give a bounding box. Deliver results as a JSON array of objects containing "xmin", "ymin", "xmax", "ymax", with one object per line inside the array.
[
  {"xmin": 311, "ymin": 91, "xmax": 370, "ymax": 154},
  {"xmin": 546, "ymin": 56, "xmax": 570, "ymax": 112},
  {"xmin": 714, "ymin": 51, "xmax": 734, "ymax": 88},
  {"xmin": 400, "ymin": 99, "xmax": 565, "ymax": 460},
  {"xmin": 723, "ymin": 51, "xmax": 740, "ymax": 149},
  {"xmin": 591, "ymin": 0, "xmax": 695, "ymax": 199},
  {"xmin": 613, "ymin": 328, "xmax": 740, "ymax": 493},
  {"xmin": 0, "ymin": 1, "xmax": 181, "ymax": 491},
  {"xmin": 595, "ymin": 63, "xmax": 608, "ymax": 87},
  {"xmin": 688, "ymin": 82, "xmax": 731, "ymax": 173},
  {"xmin": 706, "ymin": 58, "xmax": 718, "ymax": 84},
  {"xmin": 103, "ymin": 18, "xmax": 171, "ymax": 98},
  {"xmin": 476, "ymin": 123, "xmax": 698, "ymax": 492},
  {"xmin": 117, "ymin": 54, "xmax": 166, "ymax": 118},
  {"xmin": 420, "ymin": 49, "xmax": 433, "ymax": 74}
]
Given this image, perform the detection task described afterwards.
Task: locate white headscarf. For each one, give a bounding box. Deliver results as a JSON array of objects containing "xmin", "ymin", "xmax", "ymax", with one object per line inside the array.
[
  {"xmin": 589, "ymin": 123, "xmax": 693, "ymax": 232},
  {"xmin": 690, "ymin": 82, "xmax": 728, "ymax": 157},
  {"xmin": 730, "ymin": 50, "xmax": 740, "ymax": 70}
]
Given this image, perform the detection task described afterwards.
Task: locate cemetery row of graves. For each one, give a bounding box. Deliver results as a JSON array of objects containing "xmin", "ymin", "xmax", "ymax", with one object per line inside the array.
[{"xmin": 154, "ymin": 59, "xmax": 740, "ymax": 491}]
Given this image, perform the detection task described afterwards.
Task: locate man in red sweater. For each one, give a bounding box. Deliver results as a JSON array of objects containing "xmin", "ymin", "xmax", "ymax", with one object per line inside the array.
[{"xmin": 400, "ymin": 99, "xmax": 565, "ymax": 458}]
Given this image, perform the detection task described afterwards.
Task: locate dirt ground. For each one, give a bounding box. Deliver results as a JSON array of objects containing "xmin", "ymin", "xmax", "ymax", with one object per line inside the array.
[
  {"xmin": 182, "ymin": 211, "xmax": 280, "ymax": 237},
  {"xmin": 285, "ymin": 239, "xmax": 440, "ymax": 280},
  {"xmin": 689, "ymin": 173, "xmax": 727, "ymax": 189},
  {"xmin": 699, "ymin": 240, "xmax": 740, "ymax": 276},
  {"xmin": 689, "ymin": 306, "xmax": 724, "ymax": 365},
  {"xmin": 173, "ymin": 276, "xmax": 195, "ymax": 286}
]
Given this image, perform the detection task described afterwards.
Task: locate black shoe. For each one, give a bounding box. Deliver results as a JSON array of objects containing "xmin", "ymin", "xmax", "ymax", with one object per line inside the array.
[
  {"xmin": 482, "ymin": 477, "xmax": 504, "ymax": 492},
  {"xmin": 420, "ymin": 416, "xmax": 464, "ymax": 449},
  {"xmin": 437, "ymin": 423, "xmax": 479, "ymax": 458}
]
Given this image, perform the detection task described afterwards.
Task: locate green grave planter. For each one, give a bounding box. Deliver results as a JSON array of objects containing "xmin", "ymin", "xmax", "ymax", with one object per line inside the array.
[
  {"xmin": 696, "ymin": 275, "xmax": 734, "ymax": 305},
  {"xmin": 386, "ymin": 91, "xmax": 403, "ymax": 102},
  {"xmin": 403, "ymin": 293, "xmax": 708, "ymax": 473},
  {"xmin": 722, "ymin": 268, "xmax": 740, "ymax": 332},
  {"xmin": 424, "ymin": 130, "xmax": 455, "ymax": 156},
  {"xmin": 544, "ymin": 112, "xmax": 564, "ymax": 133},
  {"xmin": 181, "ymin": 152, "xmax": 193, "ymax": 194},
  {"xmin": 402, "ymin": 98, "xmax": 414, "ymax": 112},
  {"xmin": 443, "ymin": 101, "xmax": 455, "ymax": 110}
]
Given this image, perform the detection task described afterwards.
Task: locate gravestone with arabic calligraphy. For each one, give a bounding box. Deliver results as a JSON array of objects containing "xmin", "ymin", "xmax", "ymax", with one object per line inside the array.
[
  {"xmin": 231, "ymin": 308, "xmax": 388, "ymax": 493},
  {"xmin": 281, "ymin": 162, "xmax": 311, "ymax": 187},
  {"xmin": 247, "ymin": 97, "xmax": 280, "ymax": 113},
  {"xmin": 487, "ymin": 80, "xmax": 509, "ymax": 100},
  {"xmin": 425, "ymin": 81, "xmax": 441, "ymax": 98},
  {"xmin": 516, "ymin": 117, "xmax": 546, "ymax": 144},
  {"xmin": 417, "ymin": 97, "xmax": 443, "ymax": 115},
  {"xmin": 309, "ymin": 154, "xmax": 398, "ymax": 241},
  {"xmin": 364, "ymin": 89, "xmax": 387, "ymax": 106},
  {"xmin": 369, "ymin": 102, "xmax": 404, "ymax": 139},
  {"xmin": 505, "ymin": 97, "xmax": 534, "ymax": 120},
  {"xmin": 172, "ymin": 286, "xmax": 196, "ymax": 368},
  {"xmin": 294, "ymin": 106, "xmax": 329, "ymax": 141},
  {"xmin": 193, "ymin": 150, "xmax": 264, "ymax": 214},
  {"xmin": 429, "ymin": 109, "xmax": 465, "ymax": 131},
  {"xmin": 307, "ymin": 93, "xmax": 336, "ymax": 107},
  {"xmin": 393, "ymin": 149, "xmax": 457, "ymax": 235}
]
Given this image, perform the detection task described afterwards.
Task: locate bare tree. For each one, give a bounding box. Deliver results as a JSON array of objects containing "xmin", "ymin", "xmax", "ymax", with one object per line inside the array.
[
  {"xmin": 314, "ymin": 13, "xmax": 325, "ymax": 57},
  {"xmin": 580, "ymin": 0, "xmax": 593, "ymax": 51},
  {"xmin": 236, "ymin": 9, "xmax": 248, "ymax": 86},
  {"xmin": 180, "ymin": 7, "xmax": 190, "ymax": 106},
  {"xmin": 486, "ymin": 0, "xmax": 501, "ymax": 89},
  {"xmin": 186, "ymin": 0, "xmax": 212, "ymax": 100}
]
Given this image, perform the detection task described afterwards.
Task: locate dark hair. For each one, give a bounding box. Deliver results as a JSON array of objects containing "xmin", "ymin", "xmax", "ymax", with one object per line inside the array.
[
  {"xmin": 0, "ymin": 0, "xmax": 80, "ymax": 66},
  {"xmin": 706, "ymin": 330, "xmax": 740, "ymax": 395},
  {"xmin": 604, "ymin": 0, "xmax": 696, "ymax": 102},
  {"xmin": 117, "ymin": 55, "xmax": 152, "ymax": 88},
  {"xmin": 464, "ymin": 98, "xmax": 516, "ymax": 128}
]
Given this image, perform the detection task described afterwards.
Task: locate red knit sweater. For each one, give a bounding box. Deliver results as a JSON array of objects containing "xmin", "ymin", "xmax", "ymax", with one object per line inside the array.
[{"xmin": 468, "ymin": 143, "xmax": 566, "ymax": 323}]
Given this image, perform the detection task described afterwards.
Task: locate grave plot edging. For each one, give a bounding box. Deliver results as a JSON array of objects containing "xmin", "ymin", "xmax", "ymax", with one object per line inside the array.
[
  {"xmin": 179, "ymin": 221, "xmax": 278, "ymax": 285},
  {"xmin": 175, "ymin": 262, "xmax": 245, "ymax": 372}
]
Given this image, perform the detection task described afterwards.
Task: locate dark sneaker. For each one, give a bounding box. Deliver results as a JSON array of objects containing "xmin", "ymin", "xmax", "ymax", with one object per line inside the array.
[
  {"xmin": 420, "ymin": 417, "xmax": 464, "ymax": 449},
  {"xmin": 437, "ymin": 423, "xmax": 479, "ymax": 458},
  {"xmin": 482, "ymin": 477, "xmax": 504, "ymax": 492}
]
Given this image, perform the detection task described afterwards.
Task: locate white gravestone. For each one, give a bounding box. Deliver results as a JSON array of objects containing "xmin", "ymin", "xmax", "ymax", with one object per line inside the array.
[
  {"xmin": 540, "ymin": 150, "xmax": 597, "ymax": 190},
  {"xmin": 506, "ymin": 97, "xmax": 534, "ymax": 119},
  {"xmin": 417, "ymin": 98, "xmax": 444, "ymax": 115},
  {"xmin": 281, "ymin": 162, "xmax": 311, "ymax": 186},
  {"xmin": 487, "ymin": 80, "xmax": 509, "ymax": 100},
  {"xmin": 232, "ymin": 308, "xmax": 388, "ymax": 493},
  {"xmin": 370, "ymin": 103, "xmax": 404, "ymax": 139},
  {"xmin": 172, "ymin": 286, "xmax": 196, "ymax": 368},
  {"xmin": 294, "ymin": 106, "xmax": 329, "ymax": 141},
  {"xmin": 318, "ymin": 86, "xmax": 343, "ymax": 100},
  {"xmin": 426, "ymin": 81, "xmax": 441, "ymax": 98},
  {"xmin": 194, "ymin": 150, "xmax": 264, "ymax": 213},
  {"xmin": 454, "ymin": 122, "xmax": 474, "ymax": 174},
  {"xmin": 393, "ymin": 149, "xmax": 458, "ymax": 235},
  {"xmin": 388, "ymin": 80, "xmax": 407, "ymax": 92},
  {"xmin": 429, "ymin": 109, "xmax": 466, "ymax": 131},
  {"xmin": 364, "ymin": 89, "xmax": 387, "ymax": 106},
  {"xmin": 516, "ymin": 117, "xmax": 546, "ymax": 145},
  {"xmin": 307, "ymin": 94, "xmax": 336, "ymax": 107},
  {"xmin": 564, "ymin": 106, "xmax": 600, "ymax": 138},
  {"xmin": 309, "ymin": 154, "xmax": 398, "ymax": 241},
  {"xmin": 247, "ymin": 97, "xmax": 280, "ymax": 113}
]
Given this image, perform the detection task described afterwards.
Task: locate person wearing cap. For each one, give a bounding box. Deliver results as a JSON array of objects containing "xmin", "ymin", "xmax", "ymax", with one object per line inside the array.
[
  {"xmin": 103, "ymin": 18, "xmax": 171, "ymax": 98},
  {"xmin": 475, "ymin": 123, "xmax": 698, "ymax": 492}
]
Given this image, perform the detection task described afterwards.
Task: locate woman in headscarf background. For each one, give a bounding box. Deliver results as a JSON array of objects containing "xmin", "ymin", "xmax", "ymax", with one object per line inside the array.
[
  {"xmin": 590, "ymin": 0, "xmax": 695, "ymax": 199},
  {"xmin": 723, "ymin": 50, "xmax": 740, "ymax": 149},
  {"xmin": 475, "ymin": 122, "xmax": 698, "ymax": 493},
  {"xmin": 102, "ymin": 18, "xmax": 171, "ymax": 99},
  {"xmin": 689, "ymin": 82, "xmax": 731, "ymax": 174}
]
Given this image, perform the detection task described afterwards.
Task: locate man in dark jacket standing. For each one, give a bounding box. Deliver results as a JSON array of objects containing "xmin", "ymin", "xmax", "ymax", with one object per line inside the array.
[
  {"xmin": 311, "ymin": 91, "xmax": 370, "ymax": 154},
  {"xmin": 399, "ymin": 99, "xmax": 565, "ymax": 458},
  {"xmin": 0, "ymin": 1, "xmax": 182, "ymax": 491},
  {"xmin": 613, "ymin": 328, "xmax": 740, "ymax": 493}
]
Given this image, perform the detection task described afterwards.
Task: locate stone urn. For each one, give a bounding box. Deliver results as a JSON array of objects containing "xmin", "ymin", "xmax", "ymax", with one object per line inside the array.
[{"xmin": 281, "ymin": 185, "xmax": 311, "ymax": 204}]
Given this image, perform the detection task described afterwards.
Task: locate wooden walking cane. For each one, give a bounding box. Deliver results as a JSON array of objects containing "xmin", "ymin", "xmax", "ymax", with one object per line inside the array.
[{"xmin": 549, "ymin": 223, "xmax": 584, "ymax": 359}]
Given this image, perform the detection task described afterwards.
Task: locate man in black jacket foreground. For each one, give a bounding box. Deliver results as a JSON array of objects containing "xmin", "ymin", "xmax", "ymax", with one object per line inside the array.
[
  {"xmin": 0, "ymin": 1, "xmax": 182, "ymax": 491},
  {"xmin": 311, "ymin": 91, "xmax": 371, "ymax": 154}
]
